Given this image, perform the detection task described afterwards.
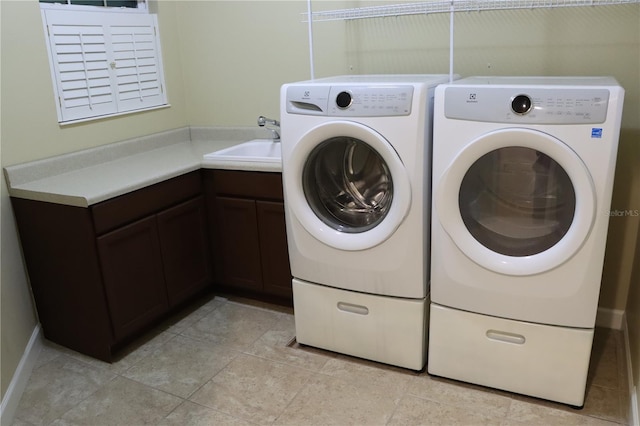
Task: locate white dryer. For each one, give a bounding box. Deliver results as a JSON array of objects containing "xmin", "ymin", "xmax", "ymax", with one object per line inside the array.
[
  {"xmin": 280, "ymin": 75, "xmax": 451, "ymax": 370},
  {"xmin": 428, "ymin": 76, "xmax": 624, "ymax": 406}
]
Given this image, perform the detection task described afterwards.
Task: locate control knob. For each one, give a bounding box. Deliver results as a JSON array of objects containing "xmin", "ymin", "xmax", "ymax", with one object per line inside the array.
[
  {"xmin": 336, "ymin": 91, "xmax": 352, "ymax": 109},
  {"xmin": 511, "ymin": 94, "xmax": 532, "ymax": 115}
]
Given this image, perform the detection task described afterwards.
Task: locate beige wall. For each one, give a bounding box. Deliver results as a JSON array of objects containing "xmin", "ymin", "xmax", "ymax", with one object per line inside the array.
[
  {"xmin": 0, "ymin": 177, "xmax": 39, "ymax": 403},
  {"xmin": 1, "ymin": 0, "xmax": 639, "ymax": 407},
  {"xmin": 625, "ymin": 14, "xmax": 640, "ymax": 410},
  {"xmin": 174, "ymin": 1, "xmax": 348, "ymax": 125},
  {"xmin": 628, "ymin": 223, "xmax": 640, "ymax": 421},
  {"xmin": 630, "ymin": 8, "xmax": 640, "ymax": 414}
]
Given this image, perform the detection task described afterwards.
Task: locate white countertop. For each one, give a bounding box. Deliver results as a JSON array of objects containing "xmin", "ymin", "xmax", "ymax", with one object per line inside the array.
[{"xmin": 3, "ymin": 126, "xmax": 282, "ymax": 207}]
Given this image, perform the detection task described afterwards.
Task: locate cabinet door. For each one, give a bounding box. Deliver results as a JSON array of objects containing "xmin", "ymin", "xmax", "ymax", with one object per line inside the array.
[
  {"xmin": 216, "ymin": 196, "xmax": 263, "ymax": 291},
  {"xmin": 97, "ymin": 216, "xmax": 169, "ymax": 340},
  {"xmin": 257, "ymin": 201, "xmax": 293, "ymax": 299},
  {"xmin": 157, "ymin": 196, "xmax": 212, "ymax": 307}
]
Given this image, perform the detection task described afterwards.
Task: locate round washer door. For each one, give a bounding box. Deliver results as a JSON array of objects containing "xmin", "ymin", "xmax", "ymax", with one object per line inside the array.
[
  {"xmin": 286, "ymin": 121, "xmax": 411, "ymax": 251},
  {"xmin": 436, "ymin": 128, "xmax": 596, "ymax": 276}
]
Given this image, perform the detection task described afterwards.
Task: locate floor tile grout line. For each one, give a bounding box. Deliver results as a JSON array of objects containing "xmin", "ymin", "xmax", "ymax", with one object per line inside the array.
[
  {"xmin": 403, "ymin": 384, "xmax": 514, "ymax": 421},
  {"xmin": 383, "ymin": 373, "xmax": 419, "ymax": 425},
  {"xmin": 167, "ymin": 398, "xmax": 262, "ymax": 426},
  {"xmin": 183, "ymin": 375, "xmax": 266, "ymax": 426},
  {"xmin": 50, "ymin": 368, "xmax": 121, "ymax": 425},
  {"xmin": 181, "ymin": 348, "xmax": 245, "ymax": 400},
  {"xmin": 160, "ymin": 398, "xmax": 188, "ymax": 423},
  {"xmin": 117, "ymin": 335, "xmax": 246, "ymax": 402},
  {"xmin": 237, "ymin": 348, "xmax": 331, "ymax": 378},
  {"xmin": 270, "ymin": 369, "xmax": 321, "ymax": 425},
  {"xmin": 223, "ymin": 298, "xmax": 293, "ymax": 316}
]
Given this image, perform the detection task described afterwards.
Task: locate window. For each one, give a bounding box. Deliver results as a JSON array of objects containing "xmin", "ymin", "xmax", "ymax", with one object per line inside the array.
[
  {"xmin": 40, "ymin": 1, "xmax": 168, "ymax": 124},
  {"xmin": 40, "ymin": 1, "xmax": 142, "ymax": 9}
]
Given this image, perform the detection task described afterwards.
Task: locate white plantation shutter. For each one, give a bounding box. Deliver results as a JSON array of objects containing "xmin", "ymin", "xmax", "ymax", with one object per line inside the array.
[
  {"xmin": 42, "ymin": 9, "xmax": 167, "ymax": 123},
  {"xmin": 109, "ymin": 14, "xmax": 165, "ymax": 110},
  {"xmin": 44, "ymin": 10, "xmax": 116, "ymax": 121}
]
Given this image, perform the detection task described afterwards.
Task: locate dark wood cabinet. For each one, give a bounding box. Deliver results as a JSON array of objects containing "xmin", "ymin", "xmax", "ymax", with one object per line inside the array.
[
  {"xmin": 11, "ymin": 171, "xmax": 212, "ymax": 361},
  {"xmin": 204, "ymin": 170, "xmax": 292, "ymax": 303},
  {"xmin": 10, "ymin": 167, "xmax": 290, "ymax": 361}
]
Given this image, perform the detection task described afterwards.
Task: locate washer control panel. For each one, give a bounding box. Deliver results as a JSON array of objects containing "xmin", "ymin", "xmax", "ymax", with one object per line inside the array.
[
  {"xmin": 286, "ymin": 85, "xmax": 414, "ymax": 117},
  {"xmin": 444, "ymin": 87, "xmax": 610, "ymax": 124},
  {"xmin": 328, "ymin": 86, "xmax": 413, "ymax": 117}
]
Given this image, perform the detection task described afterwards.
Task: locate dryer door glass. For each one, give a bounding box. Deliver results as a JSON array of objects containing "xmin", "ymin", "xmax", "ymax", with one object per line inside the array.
[
  {"xmin": 303, "ymin": 136, "xmax": 393, "ymax": 233},
  {"xmin": 459, "ymin": 147, "xmax": 576, "ymax": 256}
]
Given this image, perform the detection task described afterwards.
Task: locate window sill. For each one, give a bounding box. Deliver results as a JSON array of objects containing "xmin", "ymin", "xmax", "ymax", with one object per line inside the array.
[{"xmin": 59, "ymin": 104, "xmax": 171, "ymax": 127}]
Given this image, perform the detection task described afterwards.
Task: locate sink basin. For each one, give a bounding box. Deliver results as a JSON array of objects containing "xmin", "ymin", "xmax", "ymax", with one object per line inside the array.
[{"xmin": 204, "ymin": 139, "xmax": 281, "ymax": 163}]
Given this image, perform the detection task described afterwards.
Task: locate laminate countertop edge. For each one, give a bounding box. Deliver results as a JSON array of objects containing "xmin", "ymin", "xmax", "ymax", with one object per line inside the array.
[{"xmin": 4, "ymin": 126, "xmax": 281, "ymax": 207}]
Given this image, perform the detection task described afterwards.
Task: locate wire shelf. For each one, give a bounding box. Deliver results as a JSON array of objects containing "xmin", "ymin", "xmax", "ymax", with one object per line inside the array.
[{"xmin": 305, "ymin": 0, "xmax": 639, "ymax": 22}]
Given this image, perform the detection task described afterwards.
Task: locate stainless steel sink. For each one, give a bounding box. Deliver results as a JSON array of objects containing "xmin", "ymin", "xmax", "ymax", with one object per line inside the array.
[{"xmin": 203, "ymin": 139, "xmax": 281, "ymax": 164}]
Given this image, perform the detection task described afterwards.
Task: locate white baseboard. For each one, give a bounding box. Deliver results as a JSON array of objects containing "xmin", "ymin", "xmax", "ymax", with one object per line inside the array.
[
  {"xmin": 0, "ymin": 325, "xmax": 42, "ymax": 426},
  {"xmin": 631, "ymin": 386, "xmax": 639, "ymax": 426},
  {"xmin": 596, "ymin": 307, "xmax": 625, "ymax": 330}
]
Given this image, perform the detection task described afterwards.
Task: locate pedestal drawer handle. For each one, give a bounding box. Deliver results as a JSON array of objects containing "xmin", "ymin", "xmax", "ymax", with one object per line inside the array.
[
  {"xmin": 486, "ymin": 330, "xmax": 526, "ymax": 345},
  {"xmin": 337, "ymin": 302, "xmax": 369, "ymax": 315}
]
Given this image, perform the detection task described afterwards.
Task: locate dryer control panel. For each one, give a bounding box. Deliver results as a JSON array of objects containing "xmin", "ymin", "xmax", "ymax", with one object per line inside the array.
[
  {"xmin": 286, "ymin": 85, "xmax": 414, "ymax": 117},
  {"xmin": 444, "ymin": 87, "xmax": 610, "ymax": 124}
]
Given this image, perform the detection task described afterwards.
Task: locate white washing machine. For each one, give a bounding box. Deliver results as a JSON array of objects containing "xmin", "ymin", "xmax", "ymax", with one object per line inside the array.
[
  {"xmin": 428, "ymin": 76, "xmax": 624, "ymax": 406},
  {"xmin": 280, "ymin": 75, "xmax": 451, "ymax": 370}
]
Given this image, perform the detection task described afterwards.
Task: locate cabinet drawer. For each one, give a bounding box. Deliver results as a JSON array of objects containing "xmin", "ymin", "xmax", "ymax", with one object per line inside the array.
[
  {"xmin": 209, "ymin": 170, "xmax": 283, "ymax": 200},
  {"xmin": 92, "ymin": 171, "xmax": 202, "ymax": 235}
]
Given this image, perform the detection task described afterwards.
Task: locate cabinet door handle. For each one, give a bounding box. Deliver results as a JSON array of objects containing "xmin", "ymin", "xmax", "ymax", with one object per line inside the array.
[{"xmin": 337, "ymin": 302, "xmax": 369, "ymax": 315}]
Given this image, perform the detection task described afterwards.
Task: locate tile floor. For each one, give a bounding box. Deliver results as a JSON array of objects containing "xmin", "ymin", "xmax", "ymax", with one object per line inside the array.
[{"xmin": 12, "ymin": 293, "xmax": 631, "ymax": 426}]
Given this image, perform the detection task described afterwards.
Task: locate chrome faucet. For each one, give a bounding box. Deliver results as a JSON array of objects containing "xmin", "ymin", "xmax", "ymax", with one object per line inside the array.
[{"xmin": 258, "ymin": 115, "xmax": 280, "ymax": 142}]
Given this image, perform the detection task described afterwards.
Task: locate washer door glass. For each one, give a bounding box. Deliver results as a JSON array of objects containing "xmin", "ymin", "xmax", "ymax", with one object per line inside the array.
[
  {"xmin": 303, "ymin": 137, "xmax": 393, "ymax": 233},
  {"xmin": 459, "ymin": 147, "xmax": 576, "ymax": 257},
  {"xmin": 285, "ymin": 121, "xmax": 411, "ymax": 251}
]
